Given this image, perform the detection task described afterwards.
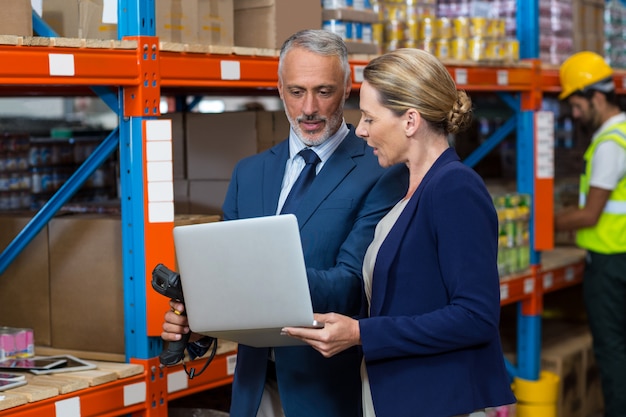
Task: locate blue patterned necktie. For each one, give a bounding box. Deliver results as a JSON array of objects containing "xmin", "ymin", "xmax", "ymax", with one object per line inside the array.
[{"xmin": 281, "ymin": 148, "xmax": 321, "ymax": 214}]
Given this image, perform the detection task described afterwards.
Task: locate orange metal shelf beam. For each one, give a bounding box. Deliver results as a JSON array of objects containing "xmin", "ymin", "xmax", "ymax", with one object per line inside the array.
[
  {"xmin": 499, "ymin": 257, "xmax": 584, "ymax": 308},
  {"xmin": 0, "ymin": 44, "xmax": 139, "ymax": 87},
  {"xmin": 0, "ymin": 373, "xmax": 147, "ymax": 417}
]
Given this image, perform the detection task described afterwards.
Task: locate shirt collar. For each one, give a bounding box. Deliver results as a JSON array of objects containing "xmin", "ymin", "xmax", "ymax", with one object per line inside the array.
[
  {"xmin": 593, "ymin": 112, "xmax": 626, "ymax": 141},
  {"xmin": 288, "ymin": 122, "xmax": 350, "ymax": 162}
]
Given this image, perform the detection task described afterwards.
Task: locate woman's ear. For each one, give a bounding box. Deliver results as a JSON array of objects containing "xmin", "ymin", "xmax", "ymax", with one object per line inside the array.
[{"xmin": 405, "ymin": 108, "xmax": 420, "ymax": 136}]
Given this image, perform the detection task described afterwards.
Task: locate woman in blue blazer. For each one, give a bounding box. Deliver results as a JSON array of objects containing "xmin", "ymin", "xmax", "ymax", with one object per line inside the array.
[{"xmin": 284, "ymin": 48, "xmax": 516, "ymax": 417}]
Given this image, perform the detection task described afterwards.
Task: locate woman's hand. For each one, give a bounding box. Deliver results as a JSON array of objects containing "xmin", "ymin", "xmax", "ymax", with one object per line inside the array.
[{"xmin": 282, "ymin": 312, "xmax": 361, "ymax": 358}]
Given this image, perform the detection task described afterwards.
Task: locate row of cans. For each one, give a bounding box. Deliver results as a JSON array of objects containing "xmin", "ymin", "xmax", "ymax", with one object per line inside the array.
[
  {"xmin": 381, "ymin": 16, "xmax": 508, "ymax": 42},
  {"xmin": 384, "ymin": 36, "xmax": 519, "ymax": 62}
]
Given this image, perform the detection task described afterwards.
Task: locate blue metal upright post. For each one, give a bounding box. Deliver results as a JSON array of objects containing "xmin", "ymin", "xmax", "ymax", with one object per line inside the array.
[
  {"xmin": 117, "ymin": 0, "xmax": 162, "ymax": 360},
  {"xmin": 515, "ymin": 0, "xmax": 542, "ymax": 381}
]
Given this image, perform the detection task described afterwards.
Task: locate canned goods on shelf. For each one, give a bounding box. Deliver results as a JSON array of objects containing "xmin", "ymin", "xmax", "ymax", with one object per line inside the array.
[
  {"xmin": 436, "ymin": 17, "xmax": 452, "ymax": 39},
  {"xmin": 385, "ymin": 20, "xmax": 406, "ymax": 42},
  {"xmin": 469, "ymin": 16, "xmax": 488, "ymax": 37},
  {"xmin": 435, "ymin": 38, "xmax": 450, "ymax": 60},
  {"xmin": 405, "ymin": 19, "xmax": 419, "ymax": 40},
  {"xmin": 452, "ymin": 16, "xmax": 470, "ymax": 38},
  {"xmin": 488, "ymin": 18, "xmax": 506, "ymax": 39},
  {"xmin": 372, "ymin": 22, "xmax": 384, "ymax": 45},
  {"xmin": 486, "ymin": 40, "xmax": 504, "ymax": 61},
  {"xmin": 468, "ymin": 37, "xmax": 488, "ymax": 61},
  {"xmin": 419, "ymin": 16, "xmax": 435, "ymax": 39},
  {"xmin": 323, "ymin": 0, "xmax": 348, "ymax": 9},
  {"xmin": 451, "ymin": 38, "xmax": 468, "ymax": 61},
  {"xmin": 504, "ymin": 38, "xmax": 520, "ymax": 62},
  {"xmin": 361, "ymin": 23, "xmax": 373, "ymax": 43},
  {"xmin": 382, "ymin": 3, "xmax": 406, "ymax": 21},
  {"xmin": 417, "ymin": 38, "xmax": 436, "ymax": 55},
  {"xmin": 323, "ymin": 20, "xmax": 348, "ymax": 40}
]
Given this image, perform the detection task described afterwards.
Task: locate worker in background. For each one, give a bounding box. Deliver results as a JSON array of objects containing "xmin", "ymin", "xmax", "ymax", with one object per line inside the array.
[
  {"xmin": 161, "ymin": 29, "xmax": 409, "ymax": 417},
  {"xmin": 555, "ymin": 51, "xmax": 626, "ymax": 417}
]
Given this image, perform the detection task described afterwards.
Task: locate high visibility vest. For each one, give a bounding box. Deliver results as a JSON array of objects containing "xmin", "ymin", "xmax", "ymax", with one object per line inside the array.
[{"xmin": 576, "ymin": 124, "xmax": 626, "ymax": 253}]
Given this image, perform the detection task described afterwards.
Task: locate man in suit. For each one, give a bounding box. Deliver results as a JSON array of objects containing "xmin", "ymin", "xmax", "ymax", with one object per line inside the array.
[{"xmin": 161, "ymin": 29, "xmax": 408, "ymax": 417}]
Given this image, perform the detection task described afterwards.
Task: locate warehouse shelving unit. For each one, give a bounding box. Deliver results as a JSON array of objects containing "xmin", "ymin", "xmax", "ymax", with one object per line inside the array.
[{"xmin": 0, "ymin": 0, "xmax": 608, "ymax": 415}]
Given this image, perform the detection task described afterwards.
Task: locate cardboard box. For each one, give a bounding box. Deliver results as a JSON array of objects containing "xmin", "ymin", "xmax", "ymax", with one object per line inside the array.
[
  {"xmin": 188, "ymin": 179, "xmax": 231, "ymax": 213},
  {"xmin": 0, "ymin": 216, "xmax": 51, "ymax": 346},
  {"xmin": 234, "ymin": 0, "xmax": 321, "ymax": 49},
  {"xmin": 0, "ymin": 0, "xmax": 33, "ymax": 36},
  {"xmin": 185, "ymin": 111, "xmax": 259, "ymax": 180},
  {"xmin": 48, "ymin": 215, "xmax": 125, "ymax": 354},
  {"xmin": 78, "ymin": 0, "xmax": 118, "ymax": 40},
  {"xmin": 156, "ymin": 0, "xmax": 233, "ymax": 45},
  {"xmin": 198, "ymin": 0, "xmax": 234, "ymax": 46},
  {"xmin": 41, "ymin": 0, "xmax": 79, "ymax": 37},
  {"xmin": 174, "ymin": 179, "xmax": 190, "ymax": 214},
  {"xmin": 579, "ymin": 333, "xmax": 605, "ymax": 417}
]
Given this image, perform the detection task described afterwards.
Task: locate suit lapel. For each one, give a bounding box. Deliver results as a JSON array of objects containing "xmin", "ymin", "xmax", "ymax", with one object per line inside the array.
[
  {"xmin": 292, "ymin": 132, "xmax": 364, "ymax": 228},
  {"xmin": 263, "ymin": 142, "xmax": 289, "ymax": 216},
  {"xmin": 370, "ymin": 148, "xmax": 460, "ymax": 315}
]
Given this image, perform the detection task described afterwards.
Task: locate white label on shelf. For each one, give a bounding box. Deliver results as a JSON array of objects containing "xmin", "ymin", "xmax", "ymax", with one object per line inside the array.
[
  {"xmin": 168, "ymin": 370, "xmax": 189, "ymax": 393},
  {"xmin": 55, "ymin": 397, "xmax": 80, "ymax": 417},
  {"xmin": 454, "ymin": 68, "xmax": 468, "ymax": 85},
  {"xmin": 148, "ymin": 181, "xmax": 174, "ymax": 202},
  {"xmin": 535, "ymin": 111, "xmax": 555, "ymax": 179},
  {"xmin": 227, "ymin": 353, "xmax": 237, "ymax": 375},
  {"xmin": 524, "ymin": 278, "xmax": 534, "ymax": 293},
  {"xmin": 49, "ymin": 54, "xmax": 75, "ymax": 77},
  {"xmin": 147, "ymin": 161, "xmax": 173, "ymax": 182},
  {"xmin": 500, "ymin": 283, "xmax": 509, "ymax": 300},
  {"xmin": 147, "ymin": 141, "xmax": 173, "ymax": 162},
  {"xmin": 221, "ymin": 60, "xmax": 241, "ymax": 80},
  {"xmin": 353, "ymin": 65, "xmax": 365, "ymax": 83},
  {"xmin": 124, "ymin": 381, "xmax": 147, "ymax": 406},
  {"xmin": 565, "ymin": 267, "xmax": 575, "ymax": 282},
  {"xmin": 543, "ymin": 272, "xmax": 554, "ymax": 289},
  {"xmin": 149, "ymin": 201, "xmax": 174, "ymax": 223},
  {"xmin": 102, "ymin": 0, "xmax": 118, "ymax": 24},
  {"xmin": 497, "ymin": 70, "xmax": 508, "ymax": 85},
  {"xmin": 146, "ymin": 119, "xmax": 172, "ymax": 142}
]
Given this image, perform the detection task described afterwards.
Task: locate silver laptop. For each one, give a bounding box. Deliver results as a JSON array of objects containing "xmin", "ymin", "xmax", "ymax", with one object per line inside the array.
[{"xmin": 173, "ymin": 214, "xmax": 322, "ymax": 347}]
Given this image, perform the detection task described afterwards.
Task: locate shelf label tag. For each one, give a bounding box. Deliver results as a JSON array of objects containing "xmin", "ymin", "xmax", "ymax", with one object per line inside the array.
[
  {"xmin": 353, "ymin": 65, "xmax": 365, "ymax": 83},
  {"xmin": 103, "ymin": 0, "xmax": 118, "ymax": 23},
  {"xmin": 227, "ymin": 353, "xmax": 237, "ymax": 375},
  {"xmin": 500, "ymin": 283, "xmax": 509, "ymax": 300},
  {"xmin": 523, "ymin": 278, "xmax": 534, "ymax": 293},
  {"xmin": 167, "ymin": 370, "xmax": 189, "ymax": 393},
  {"xmin": 49, "ymin": 54, "xmax": 75, "ymax": 77},
  {"xmin": 565, "ymin": 267, "xmax": 575, "ymax": 282},
  {"xmin": 124, "ymin": 382, "xmax": 147, "ymax": 406},
  {"xmin": 221, "ymin": 60, "xmax": 241, "ymax": 80},
  {"xmin": 543, "ymin": 272, "xmax": 554, "ymax": 289},
  {"xmin": 454, "ymin": 68, "xmax": 468, "ymax": 85},
  {"xmin": 535, "ymin": 111, "xmax": 555, "ymax": 179},
  {"xmin": 497, "ymin": 70, "xmax": 509, "ymax": 85},
  {"xmin": 55, "ymin": 397, "xmax": 80, "ymax": 417}
]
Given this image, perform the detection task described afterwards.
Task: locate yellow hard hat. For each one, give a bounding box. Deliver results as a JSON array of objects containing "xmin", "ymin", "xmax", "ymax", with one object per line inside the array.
[{"xmin": 559, "ymin": 51, "xmax": 614, "ymax": 100}]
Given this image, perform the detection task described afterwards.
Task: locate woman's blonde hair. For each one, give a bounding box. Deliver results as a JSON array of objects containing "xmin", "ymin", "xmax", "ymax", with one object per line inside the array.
[{"xmin": 363, "ymin": 48, "xmax": 472, "ymax": 135}]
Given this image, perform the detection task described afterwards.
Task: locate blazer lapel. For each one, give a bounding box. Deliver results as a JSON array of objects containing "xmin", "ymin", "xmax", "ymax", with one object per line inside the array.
[
  {"xmin": 263, "ymin": 142, "xmax": 290, "ymax": 216},
  {"xmin": 370, "ymin": 148, "xmax": 460, "ymax": 315},
  {"xmin": 292, "ymin": 132, "xmax": 364, "ymax": 228}
]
